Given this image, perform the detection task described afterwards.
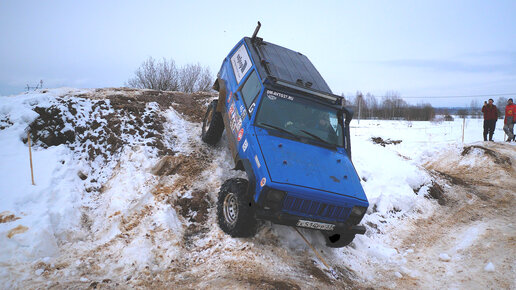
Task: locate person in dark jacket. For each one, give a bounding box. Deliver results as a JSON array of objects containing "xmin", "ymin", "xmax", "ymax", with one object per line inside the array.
[{"xmin": 481, "ymin": 98, "xmax": 498, "ymax": 141}]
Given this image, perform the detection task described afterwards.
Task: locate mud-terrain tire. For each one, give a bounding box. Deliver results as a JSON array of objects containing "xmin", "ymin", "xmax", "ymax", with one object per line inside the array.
[
  {"xmin": 217, "ymin": 178, "xmax": 257, "ymax": 238},
  {"xmin": 201, "ymin": 100, "xmax": 224, "ymax": 145},
  {"xmin": 322, "ymin": 232, "xmax": 356, "ymax": 248}
]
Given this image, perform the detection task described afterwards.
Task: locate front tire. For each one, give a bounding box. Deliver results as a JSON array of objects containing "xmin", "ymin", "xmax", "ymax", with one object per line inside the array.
[
  {"xmin": 217, "ymin": 178, "xmax": 257, "ymax": 238},
  {"xmin": 201, "ymin": 100, "xmax": 224, "ymax": 145}
]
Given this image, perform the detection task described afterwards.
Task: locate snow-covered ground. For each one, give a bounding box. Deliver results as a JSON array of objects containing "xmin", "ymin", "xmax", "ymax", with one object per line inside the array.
[{"xmin": 0, "ymin": 88, "xmax": 514, "ymax": 289}]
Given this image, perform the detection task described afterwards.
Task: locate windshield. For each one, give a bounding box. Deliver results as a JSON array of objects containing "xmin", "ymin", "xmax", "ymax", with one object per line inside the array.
[{"xmin": 255, "ymin": 89, "xmax": 344, "ymax": 147}]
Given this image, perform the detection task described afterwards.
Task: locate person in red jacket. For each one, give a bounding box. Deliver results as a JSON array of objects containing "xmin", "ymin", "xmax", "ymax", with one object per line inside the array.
[
  {"xmin": 481, "ymin": 98, "xmax": 498, "ymax": 141},
  {"xmin": 503, "ymin": 98, "xmax": 516, "ymax": 142}
]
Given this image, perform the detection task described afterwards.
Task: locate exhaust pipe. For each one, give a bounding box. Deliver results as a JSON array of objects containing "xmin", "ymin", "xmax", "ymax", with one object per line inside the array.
[{"xmin": 252, "ymin": 21, "xmax": 261, "ymax": 39}]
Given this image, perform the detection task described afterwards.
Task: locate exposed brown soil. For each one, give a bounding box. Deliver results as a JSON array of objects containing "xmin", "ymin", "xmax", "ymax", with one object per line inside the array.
[
  {"xmin": 461, "ymin": 145, "xmax": 512, "ymax": 166},
  {"xmin": 25, "ymin": 88, "xmax": 214, "ymax": 162},
  {"xmin": 151, "ymin": 149, "xmax": 215, "ymax": 248},
  {"xmin": 0, "ymin": 117, "xmax": 14, "ymax": 130},
  {"xmin": 174, "ymin": 190, "xmax": 211, "ymax": 224},
  {"xmin": 7, "ymin": 225, "xmax": 29, "ymax": 238},
  {"xmin": 428, "ymin": 181, "xmax": 447, "ymax": 205},
  {"xmin": 0, "ymin": 211, "xmax": 20, "ymax": 224}
]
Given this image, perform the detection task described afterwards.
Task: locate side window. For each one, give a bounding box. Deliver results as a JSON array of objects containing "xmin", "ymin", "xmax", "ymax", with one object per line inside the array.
[{"xmin": 240, "ymin": 70, "xmax": 261, "ymax": 109}]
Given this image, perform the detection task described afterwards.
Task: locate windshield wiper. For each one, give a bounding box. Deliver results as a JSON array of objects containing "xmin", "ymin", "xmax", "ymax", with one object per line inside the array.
[
  {"xmin": 300, "ymin": 129, "xmax": 335, "ymax": 148},
  {"xmin": 258, "ymin": 123, "xmax": 300, "ymax": 139}
]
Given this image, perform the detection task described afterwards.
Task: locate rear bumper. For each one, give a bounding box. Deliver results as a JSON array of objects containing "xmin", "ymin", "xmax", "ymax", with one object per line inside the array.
[{"xmin": 256, "ymin": 209, "xmax": 366, "ymax": 235}]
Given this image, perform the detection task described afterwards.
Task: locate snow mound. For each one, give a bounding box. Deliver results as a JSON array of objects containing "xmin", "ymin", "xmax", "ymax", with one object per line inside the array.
[{"xmin": 4, "ymin": 88, "xmax": 508, "ymax": 288}]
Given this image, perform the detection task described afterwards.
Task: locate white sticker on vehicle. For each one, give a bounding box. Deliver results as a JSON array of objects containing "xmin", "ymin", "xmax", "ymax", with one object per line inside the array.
[
  {"xmin": 249, "ymin": 103, "xmax": 256, "ymax": 114},
  {"xmin": 229, "ymin": 103, "xmax": 235, "ymax": 116},
  {"xmin": 266, "ymin": 90, "xmax": 294, "ymax": 101},
  {"xmin": 239, "ymin": 104, "xmax": 248, "ymax": 120},
  {"xmin": 230, "ymin": 44, "xmax": 252, "ymax": 84},
  {"xmin": 231, "ymin": 114, "xmax": 242, "ymax": 134},
  {"xmin": 242, "ymin": 139, "xmax": 248, "ymax": 152},
  {"xmin": 296, "ymin": 220, "xmax": 335, "ymax": 231},
  {"xmin": 241, "ymin": 108, "xmax": 247, "ymax": 120},
  {"xmin": 254, "ymin": 155, "xmax": 261, "ymax": 168}
]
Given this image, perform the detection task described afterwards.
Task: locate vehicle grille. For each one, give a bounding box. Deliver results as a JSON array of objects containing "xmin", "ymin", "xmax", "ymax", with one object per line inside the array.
[{"xmin": 282, "ymin": 195, "xmax": 351, "ymax": 221}]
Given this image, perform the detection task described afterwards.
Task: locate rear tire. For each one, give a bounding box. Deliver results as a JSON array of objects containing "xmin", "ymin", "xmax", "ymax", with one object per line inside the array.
[
  {"xmin": 201, "ymin": 100, "xmax": 224, "ymax": 145},
  {"xmin": 322, "ymin": 232, "xmax": 356, "ymax": 248},
  {"xmin": 217, "ymin": 178, "xmax": 257, "ymax": 238}
]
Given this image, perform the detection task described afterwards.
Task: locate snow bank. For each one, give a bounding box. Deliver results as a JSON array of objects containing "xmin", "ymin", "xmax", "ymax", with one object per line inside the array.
[
  {"xmin": 2, "ymin": 88, "xmax": 512, "ymax": 288},
  {"xmin": 0, "ymin": 92, "xmax": 84, "ymax": 264},
  {"xmin": 0, "ymin": 88, "xmax": 201, "ymax": 286}
]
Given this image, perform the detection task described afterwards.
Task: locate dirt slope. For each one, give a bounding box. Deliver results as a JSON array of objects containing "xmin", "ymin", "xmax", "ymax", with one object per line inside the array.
[
  {"xmin": 15, "ymin": 88, "xmax": 355, "ymax": 289},
  {"xmin": 380, "ymin": 143, "xmax": 516, "ymax": 289}
]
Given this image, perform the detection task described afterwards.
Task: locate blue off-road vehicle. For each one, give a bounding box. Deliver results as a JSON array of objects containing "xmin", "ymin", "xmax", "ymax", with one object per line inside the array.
[{"xmin": 202, "ymin": 23, "xmax": 368, "ymax": 247}]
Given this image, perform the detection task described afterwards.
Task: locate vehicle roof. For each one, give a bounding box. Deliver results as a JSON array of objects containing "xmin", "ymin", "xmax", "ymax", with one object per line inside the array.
[{"xmin": 243, "ymin": 37, "xmax": 333, "ymax": 94}]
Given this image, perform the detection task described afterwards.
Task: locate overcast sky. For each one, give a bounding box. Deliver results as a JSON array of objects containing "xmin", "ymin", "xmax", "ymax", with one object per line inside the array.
[{"xmin": 1, "ymin": 0, "xmax": 515, "ymax": 106}]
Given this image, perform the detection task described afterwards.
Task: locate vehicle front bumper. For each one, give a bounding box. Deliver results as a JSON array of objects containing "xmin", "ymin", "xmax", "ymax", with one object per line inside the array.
[{"xmin": 256, "ymin": 209, "xmax": 366, "ymax": 235}]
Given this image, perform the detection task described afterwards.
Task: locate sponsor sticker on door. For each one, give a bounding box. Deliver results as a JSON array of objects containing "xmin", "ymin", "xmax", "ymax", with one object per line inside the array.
[
  {"xmin": 230, "ymin": 44, "xmax": 252, "ymax": 84},
  {"xmin": 254, "ymin": 155, "xmax": 261, "ymax": 168},
  {"xmin": 242, "ymin": 139, "xmax": 248, "ymax": 152}
]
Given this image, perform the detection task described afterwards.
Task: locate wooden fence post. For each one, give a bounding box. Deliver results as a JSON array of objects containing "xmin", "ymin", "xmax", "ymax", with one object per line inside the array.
[
  {"xmin": 28, "ymin": 132, "xmax": 35, "ymax": 185},
  {"xmin": 462, "ymin": 117, "xmax": 465, "ymax": 143}
]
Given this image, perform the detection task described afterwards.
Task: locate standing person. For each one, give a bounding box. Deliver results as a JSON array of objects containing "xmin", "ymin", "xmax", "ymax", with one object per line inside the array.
[
  {"xmin": 481, "ymin": 98, "xmax": 498, "ymax": 141},
  {"xmin": 503, "ymin": 98, "xmax": 516, "ymax": 142}
]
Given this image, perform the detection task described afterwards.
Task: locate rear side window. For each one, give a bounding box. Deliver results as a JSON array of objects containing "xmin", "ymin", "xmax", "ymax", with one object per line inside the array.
[{"xmin": 240, "ymin": 70, "xmax": 261, "ymax": 108}]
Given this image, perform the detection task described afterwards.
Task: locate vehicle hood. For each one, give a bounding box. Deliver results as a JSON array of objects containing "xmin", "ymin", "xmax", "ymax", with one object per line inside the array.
[{"xmin": 255, "ymin": 129, "xmax": 367, "ymax": 202}]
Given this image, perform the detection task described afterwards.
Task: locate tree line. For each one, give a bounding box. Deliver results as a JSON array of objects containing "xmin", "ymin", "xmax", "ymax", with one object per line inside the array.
[
  {"xmin": 126, "ymin": 57, "xmax": 213, "ymax": 93},
  {"xmin": 344, "ymin": 91, "xmax": 435, "ymax": 121},
  {"xmin": 126, "ymin": 60, "xmax": 440, "ymax": 122},
  {"xmin": 459, "ymin": 97, "xmax": 509, "ymax": 119}
]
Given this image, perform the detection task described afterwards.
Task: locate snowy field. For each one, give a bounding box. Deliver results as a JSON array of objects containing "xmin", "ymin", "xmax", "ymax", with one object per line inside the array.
[{"xmin": 0, "ymin": 88, "xmax": 515, "ymax": 289}]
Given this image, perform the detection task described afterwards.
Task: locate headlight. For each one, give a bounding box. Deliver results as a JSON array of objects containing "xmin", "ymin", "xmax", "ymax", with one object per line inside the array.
[
  {"xmin": 351, "ymin": 206, "xmax": 367, "ymax": 216},
  {"xmin": 266, "ymin": 189, "xmax": 286, "ymax": 204}
]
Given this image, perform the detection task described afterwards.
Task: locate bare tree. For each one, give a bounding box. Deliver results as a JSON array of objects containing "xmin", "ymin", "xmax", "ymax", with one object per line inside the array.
[
  {"xmin": 179, "ymin": 63, "xmax": 202, "ymax": 93},
  {"xmin": 470, "ymin": 99, "xmax": 480, "ymax": 118},
  {"xmin": 365, "ymin": 93, "xmax": 378, "ymax": 119},
  {"xmin": 355, "ymin": 91, "xmax": 364, "ymax": 121},
  {"xmin": 341, "ymin": 90, "xmax": 436, "ymax": 121},
  {"xmin": 457, "ymin": 109, "xmax": 468, "ymax": 118},
  {"xmin": 127, "ymin": 57, "xmax": 212, "ymax": 92},
  {"xmin": 496, "ymin": 97, "xmax": 506, "ymax": 119},
  {"xmin": 127, "ymin": 57, "xmax": 179, "ymax": 91},
  {"xmin": 196, "ymin": 66, "xmax": 213, "ymax": 92}
]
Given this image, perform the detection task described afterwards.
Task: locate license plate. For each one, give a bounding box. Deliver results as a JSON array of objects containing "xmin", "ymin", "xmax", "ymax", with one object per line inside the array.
[{"xmin": 296, "ymin": 220, "xmax": 335, "ymax": 231}]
